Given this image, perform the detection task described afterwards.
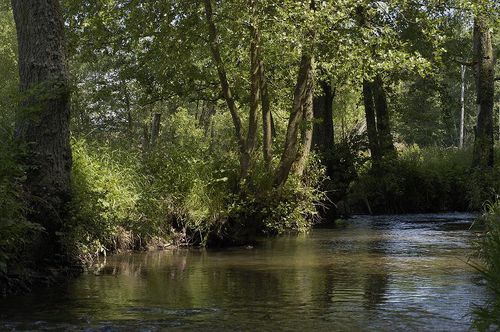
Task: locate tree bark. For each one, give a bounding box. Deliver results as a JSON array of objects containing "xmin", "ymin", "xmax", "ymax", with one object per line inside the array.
[
  {"xmin": 203, "ymin": 0, "xmax": 248, "ymax": 177},
  {"xmin": 151, "ymin": 113, "xmax": 161, "ymax": 147},
  {"xmin": 372, "ymin": 75, "xmax": 396, "ymax": 157},
  {"xmin": 274, "ymin": 53, "xmax": 315, "ymax": 186},
  {"xmin": 362, "ymin": 80, "xmax": 381, "ymax": 162},
  {"xmin": 123, "ymin": 81, "xmax": 133, "ymax": 138},
  {"xmin": 292, "ymin": 78, "xmax": 315, "ymax": 177},
  {"xmin": 11, "ymin": 0, "xmax": 72, "ymax": 258},
  {"xmin": 459, "ymin": 65, "xmax": 466, "ymax": 148},
  {"xmin": 472, "ymin": 13, "xmax": 495, "ymax": 168},
  {"xmin": 244, "ymin": 0, "xmax": 261, "ymax": 179},
  {"xmin": 142, "ymin": 123, "xmax": 150, "ymax": 152},
  {"xmin": 260, "ymin": 57, "xmax": 273, "ymax": 171},
  {"xmin": 312, "ymin": 81, "xmax": 335, "ymax": 176}
]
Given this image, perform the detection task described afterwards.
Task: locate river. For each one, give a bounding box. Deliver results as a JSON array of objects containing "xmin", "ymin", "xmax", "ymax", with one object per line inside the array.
[{"xmin": 0, "ymin": 213, "xmax": 489, "ymax": 331}]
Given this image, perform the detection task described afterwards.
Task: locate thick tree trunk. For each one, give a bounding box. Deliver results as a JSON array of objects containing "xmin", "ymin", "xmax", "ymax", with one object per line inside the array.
[
  {"xmin": 11, "ymin": 0, "xmax": 72, "ymax": 259},
  {"xmin": 312, "ymin": 81, "xmax": 335, "ymax": 176},
  {"xmin": 472, "ymin": 14, "xmax": 495, "ymax": 168},
  {"xmin": 362, "ymin": 80, "xmax": 381, "ymax": 162},
  {"xmin": 372, "ymin": 75, "xmax": 395, "ymax": 157},
  {"xmin": 274, "ymin": 53, "xmax": 315, "ymax": 186}
]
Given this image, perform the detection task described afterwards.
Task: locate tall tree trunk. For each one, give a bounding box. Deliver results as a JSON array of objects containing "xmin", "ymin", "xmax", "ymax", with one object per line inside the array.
[
  {"xmin": 274, "ymin": 1, "xmax": 316, "ymax": 187},
  {"xmin": 142, "ymin": 123, "xmax": 150, "ymax": 152},
  {"xmin": 292, "ymin": 79, "xmax": 315, "ymax": 177},
  {"xmin": 312, "ymin": 81, "xmax": 335, "ymax": 177},
  {"xmin": 472, "ymin": 13, "xmax": 495, "ymax": 168},
  {"xmin": 11, "ymin": 0, "xmax": 72, "ymax": 259},
  {"xmin": 122, "ymin": 81, "xmax": 133, "ymax": 138},
  {"xmin": 199, "ymin": 102, "xmax": 216, "ymax": 137},
  {"xmin": 459, "ymin": 65, "xmax": 466, "ymax": 148},
  {"xmin": 260, "ymin": 59, "xmax": 273, "ymax": 171},
  {"xmin": 151, "ymin": 113, "xmax": 161, "ymax": 147},
  {"xmin": 372, "ymin": 75, "xmax": 395, "ymax": 157},
  {"xmin": 203, "ymin": 0, "xmax": 247, "ymax": 177},
  {"xmin": 244, "ymin": 0, "xmax": 261, "ymax": 179},
  {"xmin": 274, "ymin": 53, "xmax": 315, "ymax": 186},
  {"xmin": 362, "ymin": 80, "xmax": 381, "ymax": 162}
]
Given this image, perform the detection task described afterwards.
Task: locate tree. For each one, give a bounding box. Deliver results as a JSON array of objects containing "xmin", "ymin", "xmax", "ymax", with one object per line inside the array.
[
  {"xmin": 472, "ymin": 11, "xmax": 495, "ymax": 168},
  {"xmin": 312, "ymin": 81, "xmax": 335, "ymax": 176},
  {"xmin": 11, "ymin": 0, "xmax": 72, "ymax": 258}
]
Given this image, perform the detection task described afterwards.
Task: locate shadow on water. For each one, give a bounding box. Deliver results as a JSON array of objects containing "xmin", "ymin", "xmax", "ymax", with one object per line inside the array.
[{"xmin": 0, "ymin": 213, "xmax": 490, "ymax": 331}]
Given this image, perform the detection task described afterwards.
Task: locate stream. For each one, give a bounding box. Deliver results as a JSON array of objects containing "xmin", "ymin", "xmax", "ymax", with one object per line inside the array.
[{"xmin": 0, "ymin": 213, "xmax": 490, "ymax": 331}]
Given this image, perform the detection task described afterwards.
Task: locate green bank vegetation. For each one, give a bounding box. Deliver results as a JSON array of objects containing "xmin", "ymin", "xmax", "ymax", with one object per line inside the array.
[{"xmin": 0, "ymin": 0, "xmax": 499, "ymax": 328}]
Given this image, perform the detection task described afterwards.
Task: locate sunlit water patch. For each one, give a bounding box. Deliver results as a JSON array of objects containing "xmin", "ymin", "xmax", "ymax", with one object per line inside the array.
[{"xmin": 0, "ymin": 213, "xmax": 489, "ymax": 331}]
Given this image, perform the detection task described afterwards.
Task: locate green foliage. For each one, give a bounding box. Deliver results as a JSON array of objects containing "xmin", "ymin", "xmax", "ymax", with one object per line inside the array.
[
  {"xmin": 65, "ymin": 108, "xmax": 324, "ymax": 258},
  {"xmin": 138, "ymin": 109, "xmax": 236, "ymax": 246},
  {"xmin": 225, "ymin": 156, "xmax": 325, "ymax": 242},
  {"xmin": 473, "ymin": 203, "xmax": 500, "ymax": 331},
  {"xmin": 348, "ymin": 146, "xmax": 500, "ymax": 213},
  {"xmin": 65, "ymin": 139, "xmax": 144, "ymax": 265},
  {"xmin": 0, "ymin": 132, "xmax": 41, "ymax": 292}
]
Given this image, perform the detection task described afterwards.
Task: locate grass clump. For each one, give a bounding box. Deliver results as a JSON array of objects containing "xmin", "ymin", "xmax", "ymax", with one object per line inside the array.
[{"xmin": 473, "ymin": 202, "xmax": 500, "ymax": 331}]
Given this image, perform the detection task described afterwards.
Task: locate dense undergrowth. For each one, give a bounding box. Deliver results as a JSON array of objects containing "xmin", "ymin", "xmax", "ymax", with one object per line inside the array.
[
  {"xmin": 0, "ymin": 129, "xmax": 42, "ymax": 295},
  {"xmin": 347, "ymin": 145, "xmax": 500, "ymax": 214},
  {"xmin": 63, "ymin": 110, "xmax": 324, "ymax": 266}
]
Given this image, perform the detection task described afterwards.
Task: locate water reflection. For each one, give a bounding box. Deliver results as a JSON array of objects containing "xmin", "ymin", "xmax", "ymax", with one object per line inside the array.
[{"xmin": 0, "ymin": 213, "xmax": 488, "ymax": 331}]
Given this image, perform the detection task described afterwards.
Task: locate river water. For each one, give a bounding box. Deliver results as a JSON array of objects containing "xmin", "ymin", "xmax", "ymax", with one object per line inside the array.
[{"xmin": 0, "ymin": 213, "xmax": 489, "ymax": 331}]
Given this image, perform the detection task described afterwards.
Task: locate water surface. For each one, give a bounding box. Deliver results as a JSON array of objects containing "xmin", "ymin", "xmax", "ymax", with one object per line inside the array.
[{"xmin": 0, "ymin": 213, "xmax": 488, "ymax": 331}]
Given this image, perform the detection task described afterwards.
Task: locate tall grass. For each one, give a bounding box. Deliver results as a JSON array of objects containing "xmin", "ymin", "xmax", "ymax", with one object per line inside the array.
[
  {"xmin": 473, "ymin": 203, "xmax": 500, "ymax": 331},
  {"xmin": 65, "ymin": 109, "xmax": 324, "ymax": 263}
]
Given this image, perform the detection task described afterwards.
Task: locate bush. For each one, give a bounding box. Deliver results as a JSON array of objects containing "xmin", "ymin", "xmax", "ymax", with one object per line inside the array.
[
  {"xmin": 65, "ymin": 138, "xmax": 146, "ymax": 265},
  {"xmin": 65, "ymin": 109, "xmax": 324, "ymax": 257},
  {"xmin": 347, "ymin": 146, "xmax": 500, "ymax": 214},
  {"xmin": 222, "ymin": 155, "xmax": 326, "ymax": 244},
  {"xmin": 0, "ymin": 130, "xmax": 41, "ymax": 294}
]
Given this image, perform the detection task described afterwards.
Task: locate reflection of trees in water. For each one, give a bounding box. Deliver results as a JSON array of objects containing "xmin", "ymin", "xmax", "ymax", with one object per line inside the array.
[
  {"xmin": 363, "ymin": 273, "xmax": 389, "ymax": 309},
  {"xmin": 363, "ymin": 236, "xmax": 390, "ymax": 309}
]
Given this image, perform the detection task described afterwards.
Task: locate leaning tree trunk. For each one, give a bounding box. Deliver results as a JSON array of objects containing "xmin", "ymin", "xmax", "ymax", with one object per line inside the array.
[
  {"xmin": 372, "ymin": 75, "xmax": 396, "ymax": 158},
  {"xmin": 292, "ymin": 78, "xmax": 315, "ymax": 177},
  {"xmin": 274, "ymin": 53, "xmax": 315, "ymax": 187},
  {"xmin": 11, "ymin": 0, "xmax": 72, "ymax": 259},
  {"xmin": 472, "ymin": 13, "xmax": 495, "ymax": 168},
  {"xmin": 362, "ymin": 80, "xmax": 381, "ymax": 162},
  {"xmin": 204, "ymin": 0, "xmax": 248, "ymax": 178}
]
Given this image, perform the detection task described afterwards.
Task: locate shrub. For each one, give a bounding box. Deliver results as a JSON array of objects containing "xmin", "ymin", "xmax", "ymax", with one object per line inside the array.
[
  {"xmin": 0, "ymin": 130, "xmax": 41, "ymax": 293},
  {"xmin": 65, "ymin": 138, "xmax": 145, "ymax": 265},
  {"xmin": 347, "ymin": 146, "xmax": 500, "ymax": 214}
]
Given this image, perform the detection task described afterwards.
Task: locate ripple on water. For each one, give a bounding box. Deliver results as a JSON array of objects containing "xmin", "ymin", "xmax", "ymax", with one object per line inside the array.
[{"xmin": 0, "ymin": 213, "xmax": 489, "ymax": 331}]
